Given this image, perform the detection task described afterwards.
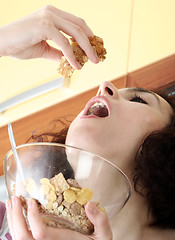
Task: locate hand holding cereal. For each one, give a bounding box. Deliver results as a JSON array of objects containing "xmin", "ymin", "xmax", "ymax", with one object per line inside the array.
[{"xmin": 0, "ymin": 5, "xmax": 99, "ymax": 69}]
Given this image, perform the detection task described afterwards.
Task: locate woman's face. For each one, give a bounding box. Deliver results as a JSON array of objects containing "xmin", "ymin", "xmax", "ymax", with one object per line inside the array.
[{"xmin": 66, "ymin": 81, "xmax": 173, "ymax": 174}]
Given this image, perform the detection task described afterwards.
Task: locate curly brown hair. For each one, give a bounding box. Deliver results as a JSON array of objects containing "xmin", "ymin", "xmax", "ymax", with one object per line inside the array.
[
  {"xmin": 27, "ymin": 118, "xmax": 69, "ymax": 144},
  {"xmin": 133, "ymin": 91, "xmax": 175, "ymax": 228}
]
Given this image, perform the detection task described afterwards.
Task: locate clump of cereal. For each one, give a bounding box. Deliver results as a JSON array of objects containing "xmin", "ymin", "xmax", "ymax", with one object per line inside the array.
[
  {"xmin": 19, "ymin": 173, "xmax": 95, "ymax": 235},
  {"xmin": 57, "ymin": 35, "xmax": 107, "ymax": 80}
]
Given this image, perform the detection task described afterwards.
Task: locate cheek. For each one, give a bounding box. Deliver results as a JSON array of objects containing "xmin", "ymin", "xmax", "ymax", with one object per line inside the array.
[
  {"xmin": 141, "ymin": 113, "xmax": 165, "ymax": 133},
  {"xmin": 127, "ymin": 109, "xmax": 165, "ymax": 141}
]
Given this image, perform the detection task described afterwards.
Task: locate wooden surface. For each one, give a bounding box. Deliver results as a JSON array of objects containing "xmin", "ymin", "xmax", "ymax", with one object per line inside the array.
[
  {"xmin": 126, "ymin": 54, "xmax": 175, "ymax": 89},
  {"xmin": 1, "ymin": 54, "xmax": 175, "ymax": 176}
]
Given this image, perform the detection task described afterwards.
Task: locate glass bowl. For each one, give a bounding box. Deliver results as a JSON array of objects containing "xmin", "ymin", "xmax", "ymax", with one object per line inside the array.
[{"xmin": 4, "ymin": 143, "xmax": 131, "ymax": 235}]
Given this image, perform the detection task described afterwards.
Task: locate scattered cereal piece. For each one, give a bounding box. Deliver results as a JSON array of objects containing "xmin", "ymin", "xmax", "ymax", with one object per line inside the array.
[
  {"xmin": 100, "ymin": 207, "xmax": 106, "ymax": 213},
  {"xmin": 25, "ymin": 178, "xmax": 37, "ymax": 196},
  {"xmin": 40, "ymin": 178, "xmax": 50, "ymax": 185},
  {"xmin": 46, "ymin": 191, "xmax": 57, "ymax": 202},
  {"xmin": 52, "ymin": 201, "xmax": 58, "ymax": 209},
  {"xmin": 70, "ymin": 187, "xmax": 81, "ymax": 193},
  {"xmin": 57, "ymin": 205, "xmax": 64, "ymax": 212},
  {"xmin": 63, "ymin": 189, "xmax": 76, "ymax": 204},
  {"xmin": 39, "ymin": 183, "xmax": 50, "ymax": 195},
  {"xmin": 76, "ymin": 188, "xmax": 93, "ymax": 205},
  {"xmin": 50, "ymin": 173, "xmax": 70, "ymax": 195},
  {"xmin": 47, "ymin": 200, "xmax": 54, "ymax": 210},
  {"xmin": 62, "ymin": 200, "xmax": 71, "ymax": 209},
  {"xmin": 56, "ymin": 193, "xmax": 63, "ymax": 205},
  {"xmin": 67, "ymin": 179, "xmax": 80, "ymax": 188},
  {"xmin": 70, "ymin": 202, "xmax": 82, "ymax": 216}
]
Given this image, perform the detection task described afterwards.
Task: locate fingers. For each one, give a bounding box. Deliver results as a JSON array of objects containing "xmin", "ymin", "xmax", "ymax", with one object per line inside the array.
[
  {"xmin": 41, "ymin": 5, "xmax": 94, "ymax": 37},
  {"xmin": 0, "ymin": 5, "xmax": 98, "ymax": 67},
  {"xmin": 53, "ymin": 17, "xmax": 99, "ymax": 64},
  {"xmin": 36, "ymin": 41, "xmax": 64, "ymax": 62},
  {"xmin": 38, "ymin": 5, "xmax": 98, "ymax": 67},
  {"xmin": 49, "ymin": 28, "xmax": 82, "ymax": 69},
  {"xmin": 27, "ymin": 199, "xmax": 48, "ymax": 240},
  {"xmin": 6, "ymin": 197, "xmax": 112, "ymax": 240},
  {"xmin": 27, "ymin": 200, "xmax": 82, "ymax": 240},
  {"xmin": 13, "ymin": 41, "xmax": 64, "ymax": 62},
  {"xmin": 6, "ymin": 197, "xmax": 32, "ymax": 240},
  {"xmin": 41, "ymin": 45, "xmax": 63, "ymax": 62},
  {"xmin": 85, "ymin": 202, "xmax": 113, "ymax": 240},
  {"xmin": 5, "ymin": 200, "xmax": 15, "ymax": 238}
]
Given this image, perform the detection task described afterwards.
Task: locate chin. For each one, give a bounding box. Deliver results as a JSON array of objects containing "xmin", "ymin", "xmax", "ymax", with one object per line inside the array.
[
  {"xmin": 66, "ymin": 121, "xmax": 110, "ymax": 158},
  {"xmin": 66, "ymin": 133, "xmax": 99, "ymax": 156},
  {"xmin": 66, "ymin": 136, "xmax": 93, "ymax": 152}
]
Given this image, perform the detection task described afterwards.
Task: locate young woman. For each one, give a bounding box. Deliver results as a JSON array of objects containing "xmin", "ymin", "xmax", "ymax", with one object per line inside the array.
[{"xmin": 0, "ymin": 5, "xmax": 175, "ymax": 240}]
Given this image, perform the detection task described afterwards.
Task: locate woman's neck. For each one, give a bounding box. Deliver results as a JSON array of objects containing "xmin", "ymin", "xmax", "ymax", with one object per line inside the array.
[
  {"xmin": 111, "ymin": 191, "xmax": 175, "ymax": 240},
  {"xmin": 111, "ymin": 190, "xmax": 149, "ymax": 240}
]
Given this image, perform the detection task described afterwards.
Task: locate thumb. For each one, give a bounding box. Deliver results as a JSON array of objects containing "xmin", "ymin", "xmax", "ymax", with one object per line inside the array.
[
  {"xmin": 41, "ymin": 43, "xmax": 64, "ymax": 61},
  {"xmin": 85, "ymin": 202, "xmax": 113, "ymax": 240}
]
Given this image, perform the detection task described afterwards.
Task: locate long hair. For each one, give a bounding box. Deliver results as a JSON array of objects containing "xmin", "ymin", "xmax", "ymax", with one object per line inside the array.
[{"xmin": 133, "ymin": 91, "xmax": 175, "ymax": 228}]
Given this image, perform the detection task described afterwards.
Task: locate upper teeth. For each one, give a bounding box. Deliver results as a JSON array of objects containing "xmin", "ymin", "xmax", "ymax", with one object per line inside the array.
[
  {"xmin": 88, "ymin": 102, "xmax": 106, "ymax": 114},
  {"xmin": 92, "ymin": 102, "xmax": 105, "ymax": 108}
]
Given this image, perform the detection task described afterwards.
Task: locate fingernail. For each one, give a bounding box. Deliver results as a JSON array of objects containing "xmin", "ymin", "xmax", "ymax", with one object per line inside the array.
[
  {"xmin": 95, "ymin": 56, "xmax": 99, "ymax": 63},
  {"xmin": 93, "ymin": 49, "xmax": 99, "ymax": 63},
  {"xmin": 86, "ymin": 202, "xmax": 98, "ymax": 215},
  {"xmin": 76, "ymin": 61, "xmax": 82, "ymax": 69}
]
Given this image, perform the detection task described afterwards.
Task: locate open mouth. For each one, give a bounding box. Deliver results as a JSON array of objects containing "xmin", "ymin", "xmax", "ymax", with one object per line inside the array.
[{"xmin": 86, "ymin": 101, "xmax": 109, "ymax": 118}]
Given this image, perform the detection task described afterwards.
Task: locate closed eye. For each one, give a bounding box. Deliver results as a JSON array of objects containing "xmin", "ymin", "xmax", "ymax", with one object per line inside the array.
[{"xmin": 130, "ymin": 96, "xmax": 148, "ymax": 104}]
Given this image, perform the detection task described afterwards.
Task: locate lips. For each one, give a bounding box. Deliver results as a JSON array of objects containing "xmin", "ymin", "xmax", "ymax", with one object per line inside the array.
[{"xmin": 82, "ymin": 96, "xmax": 111, "ymax": 118}]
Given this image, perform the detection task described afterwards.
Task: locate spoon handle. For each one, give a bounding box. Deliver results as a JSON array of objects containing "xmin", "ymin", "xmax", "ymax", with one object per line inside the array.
[{"xmin": 8, "ymin": 123, "xmax": 24, "ymax": 181}]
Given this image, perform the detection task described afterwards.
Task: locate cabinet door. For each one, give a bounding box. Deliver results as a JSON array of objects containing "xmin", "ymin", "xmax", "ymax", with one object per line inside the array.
[{"xmin": 128, "ymin": 0, "xmax": 175, "ymax": 72}]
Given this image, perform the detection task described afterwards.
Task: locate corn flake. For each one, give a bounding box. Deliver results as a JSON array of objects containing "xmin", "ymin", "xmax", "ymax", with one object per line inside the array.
[
  {"xmin": 76, "ymin": 188, "xmax": 93, "ymax": 205},
  {"xmin": 39, "ymin": 184, "xmax": 50, "ymax": 195},
  {"xmin": 63, "ymin": 189, "xmax": 76, "ymax": 203},
  {"xmin": 40, "ymin": 178, "xmax": 50, "ymax": 185},
  {"xmin": 46, "ymin": 191, "xmax": 57, "ymax": 202},
  {"xmin": 25, "ymin": 178, "xmax": 37, "ymax": 196}
]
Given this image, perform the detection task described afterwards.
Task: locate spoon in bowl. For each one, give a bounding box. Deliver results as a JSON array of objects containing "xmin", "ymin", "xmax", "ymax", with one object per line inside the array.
[{"xmin": 8, "ymin": 123, "xmax": 25, "ymax": 181}]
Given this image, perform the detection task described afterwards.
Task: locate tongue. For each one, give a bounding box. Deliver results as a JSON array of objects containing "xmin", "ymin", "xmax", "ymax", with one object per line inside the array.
[{"xmin": 93, "ymin": 107, "xmax": 108, "ymax": 117}]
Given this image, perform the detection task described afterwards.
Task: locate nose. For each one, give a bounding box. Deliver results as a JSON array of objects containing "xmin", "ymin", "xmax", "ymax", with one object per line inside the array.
[{"xmin": 96, "ymin": 81, "xmax": 119, "ymax": 98}]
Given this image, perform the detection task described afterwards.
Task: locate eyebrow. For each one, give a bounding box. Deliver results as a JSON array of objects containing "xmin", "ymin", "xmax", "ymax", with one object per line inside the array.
[{"xmin": 125, "ymin": 87, "xmax": 160, "ymax": 104}]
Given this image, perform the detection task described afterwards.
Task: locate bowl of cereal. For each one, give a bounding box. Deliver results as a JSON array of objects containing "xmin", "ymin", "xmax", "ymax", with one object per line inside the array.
[{"xmin": 4, "ymin": 143, "xmax": 131, "ymax": 235}]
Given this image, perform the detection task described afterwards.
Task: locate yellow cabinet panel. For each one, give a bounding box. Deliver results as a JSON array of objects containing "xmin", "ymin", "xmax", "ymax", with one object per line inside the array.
[{"xmin": 129, "ymin": 0, "xmax": 175, "ymax": 72}]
